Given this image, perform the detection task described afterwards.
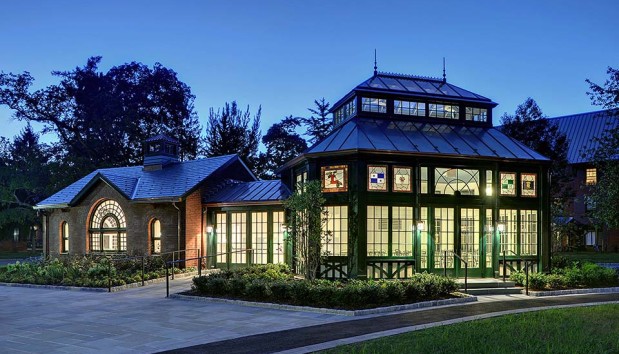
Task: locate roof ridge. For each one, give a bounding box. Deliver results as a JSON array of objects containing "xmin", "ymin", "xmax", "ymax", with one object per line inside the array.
[
  {"xmin": 548, "ymin": 108, "xmax": 617, "ymax": 120},
  {"xmin": 376, "ymin": 71, "xmax": 442, "ymax": 82}
]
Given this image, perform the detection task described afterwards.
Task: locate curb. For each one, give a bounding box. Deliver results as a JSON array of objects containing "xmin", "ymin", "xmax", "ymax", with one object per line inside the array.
[
  {"xmin": 527, "ymin": 286, "xmax": 619, "ymax": 297},
  {"xmin": 168, "ymin": 292, "xmax": 478, "ymax": 316},
  {"xmin": 0, "ymin": 271, "xmax": 197, "ymax": 293}
]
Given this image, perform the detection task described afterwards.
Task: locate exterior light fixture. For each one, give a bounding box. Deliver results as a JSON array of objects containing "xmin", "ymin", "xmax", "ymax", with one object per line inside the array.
[
  {"xmin": 206, "ymin": 226, "xmax": 213, "ymax": 233},
  {"xmin": 281, "ymin": 223, "xmax": 289, "ymax": 232},
  {"xmin": 416, "ymin": 221, "xmax": 425, "ymax": 231},
  {"xmin": 485, "ymin": 224, "xmax": 494, "ymax": 233},
  {"xmin": 497, "ymin": 222, "xmax": 506, "ymax": 233},
  {"xmin": 485, "ymin": 186, "xmax": 493, "ymax": 196}
]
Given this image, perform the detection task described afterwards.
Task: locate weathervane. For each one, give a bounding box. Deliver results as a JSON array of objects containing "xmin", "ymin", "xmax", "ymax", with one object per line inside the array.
[
  {"xmin": 442, "ymin": 57, "xmax": 446, "ymax": 83},
  {"xmin": 374, "ymin": 49, "xmax": 378, "ymax": 76}
]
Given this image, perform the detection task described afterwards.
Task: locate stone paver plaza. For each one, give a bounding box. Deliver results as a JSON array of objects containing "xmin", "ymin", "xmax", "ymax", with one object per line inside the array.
[{"xmin": 1, "ymin": 278, "xmax": 618, "ymax": 353}]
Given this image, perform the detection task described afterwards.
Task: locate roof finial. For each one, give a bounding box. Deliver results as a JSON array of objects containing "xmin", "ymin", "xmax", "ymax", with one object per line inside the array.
[
  {"xmin": 442, "ymin": 57, "xmax": 446, "ymax": 83},
  {"xmin": 373, "ymin": 49, "xmax": 378, "ymax": 76}
]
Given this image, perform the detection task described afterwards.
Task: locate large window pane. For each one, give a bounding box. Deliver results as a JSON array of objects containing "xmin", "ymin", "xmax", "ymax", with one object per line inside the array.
[
  {"xmin": 323, "ymin": 206, "xmax": 348, "ymax": 256},
  {"xmin": 520, "ymin": 210, "xmax": 537, "ymax": 255},
  {"xmin": 499, "ymin": 209, "xmax": 517, "ymax": 254},
  {"xmin": 216, "ymin": 213, "xmax": 227, "ymax": 263},
  {"xmin": 367, "ymin": 206, "xmax": 388, "ymax": 256},
  {"xmin": 272, "ymin": 211, "xmax": 285, "ymax": 264},
  {"xmin": 251, "ymin": 212, "xmax": 268, "ymax": 264},
  {"xmin": 435, "ymin": 168, "xmax": 480, "ymax": 195},
  {"xmin": 392, "ymin": 206, "xmax": 413, "ymax": 257},
  {"xmin": 230, "ymin": 212, "xmax": 247, "ymax": 263},
  {"xmin": 434, "ymin": 208, "xmax": 455, "ymax": 268},
  {"xmin": 361, "ymin": 97, "xmax": 387, "ymax": 113}
]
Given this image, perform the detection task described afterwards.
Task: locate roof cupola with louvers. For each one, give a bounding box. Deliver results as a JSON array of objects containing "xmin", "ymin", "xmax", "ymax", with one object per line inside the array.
[{"xmin": 143, "ymin": 134, "xmax": 179, "ymax": 171}]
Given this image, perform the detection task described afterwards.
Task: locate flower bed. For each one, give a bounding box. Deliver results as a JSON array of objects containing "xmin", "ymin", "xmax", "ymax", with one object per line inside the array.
[
  {"xmin": 0, "ymin": 255, "xmax": 190, "ymax": 287},
  {"xmin": 511, "ymin": 258, "xmax": 619, "ymax": 290},
  {"xmin": 190, "ymin": 264, "xmax": 458, "ymax": 310}
]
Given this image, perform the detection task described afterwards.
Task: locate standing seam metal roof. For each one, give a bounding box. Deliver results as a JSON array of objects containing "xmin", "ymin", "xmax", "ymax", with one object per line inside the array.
[
  {"xmin": 204, "ymin": 180, "xmax": 291, "ymax": 204},
  {"xmin": 549, "ymin": 110, "xmax": 618, "ymax": 164},
  {"xmin": 305, "ymin": 117, "xmax": 549, "ymax": 161}
]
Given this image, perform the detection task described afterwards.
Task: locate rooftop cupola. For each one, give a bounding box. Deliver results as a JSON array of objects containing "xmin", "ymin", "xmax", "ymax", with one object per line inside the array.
[{"xmin": 143, "ymin": 134, "xmax": 179, "ymax": 171}]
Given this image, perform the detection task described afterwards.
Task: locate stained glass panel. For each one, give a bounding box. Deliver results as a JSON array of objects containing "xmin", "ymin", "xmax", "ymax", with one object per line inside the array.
[
  {"xmin": 368, "ymin": 165, "xmax": 387, "ymax": 191},
  {"xmin": 500, "ymin": 172, "xmax": 516, "ymax": 196},
  {"xmin": 521, "ymin": 173, "xmax": 537, "ymax": 197},
  {"xmin": 393, "ymin": 166, "xmax": 412, "ymax": 192}
]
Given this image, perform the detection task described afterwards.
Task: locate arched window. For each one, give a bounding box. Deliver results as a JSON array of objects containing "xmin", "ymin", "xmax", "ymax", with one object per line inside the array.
[
  {"xmin": 434, "ymin": 168, "xmax": 480, "ymax": 195},
  {"xmin": 61, "ymin": 222, "xmax": 69, "ymax": 253},
  {"xmin": 151, "ymin": 219, "xmax": 162, "ymax": 254},
  {"xmin": 89, "ymin": 200, "xmax": 127, "ymax": 252}
]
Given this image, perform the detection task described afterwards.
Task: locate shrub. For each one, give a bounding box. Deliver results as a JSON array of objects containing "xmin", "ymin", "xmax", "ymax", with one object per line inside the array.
[
  {"xmin": 528, "ymin": 272, "xmax": 548, "ymax": 290},
  {"xmin": 190, "ymin": 266, "xmax": 458, "ymax": 310},
  {"xmin": 510, "ymin": 271, "xmax": 526, "ymax": 286}
]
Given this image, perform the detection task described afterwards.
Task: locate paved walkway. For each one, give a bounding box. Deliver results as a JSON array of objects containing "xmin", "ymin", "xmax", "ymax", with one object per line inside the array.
[{"xmin": 1, "ymin": 278, "xmax": 618, "ymax": 354}]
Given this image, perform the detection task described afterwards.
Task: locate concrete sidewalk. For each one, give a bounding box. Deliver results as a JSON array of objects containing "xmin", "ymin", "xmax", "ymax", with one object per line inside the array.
[{"xmin": 1, "ymin": 278, "xmax": 618, "ymax": 354}]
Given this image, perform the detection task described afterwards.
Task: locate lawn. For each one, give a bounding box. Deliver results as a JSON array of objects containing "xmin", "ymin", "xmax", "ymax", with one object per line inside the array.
[
  {"xmin": 321, "ymin": 304, "xmax": 619, "ymax": 354},
  {"xmin": 555, "ymin": 251, "xmax": 619, "ymax": 263}
]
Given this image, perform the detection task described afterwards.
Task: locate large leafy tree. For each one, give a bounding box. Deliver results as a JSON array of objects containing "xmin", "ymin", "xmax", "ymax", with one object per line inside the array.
[
  {"xmin": 256, "ymin": 116, "xmax": 307, "ymax": 179},
  {"xmin": 203, "ymin": 101, "xmax": 261, "ymax": 173},
  {"xmin": 302, "ymin": 98, "xmax": 332, "ymax": 144},
  {"xmin": 0, "ymin": 57, "xmax": 202, "ymax": 185},
  {"xmin": 584, "ymin": 67, "xmax": 619, "ymax": 229}
]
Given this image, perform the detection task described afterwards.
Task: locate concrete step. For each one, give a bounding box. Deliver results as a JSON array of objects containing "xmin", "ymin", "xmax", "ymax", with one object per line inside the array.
[
  {"xmin": 463, "ymin": 287, "xmax": 523, "ymax": 296},
  {"xmin": 457, "ymin": 279, "xmax": 516, "ymax": 289}
]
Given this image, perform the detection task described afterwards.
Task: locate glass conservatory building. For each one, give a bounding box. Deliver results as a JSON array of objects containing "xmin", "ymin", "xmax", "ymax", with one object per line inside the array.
[{"xmin": 274, "ymin": 71, "xmax": 551, "ymax": 279}]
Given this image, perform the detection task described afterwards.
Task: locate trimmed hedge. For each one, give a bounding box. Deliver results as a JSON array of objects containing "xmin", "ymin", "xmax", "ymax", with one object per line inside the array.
[
  {"xmin": 191, "ymin": 264, "xmax": 458, "ymax": 310},
  {"xmin": 0, "ymin": 255, "xmax": 189, "ymax": 287},
  {"xmin": 510, "ymin": 261, "xmax": 619, "ymax": 290}
]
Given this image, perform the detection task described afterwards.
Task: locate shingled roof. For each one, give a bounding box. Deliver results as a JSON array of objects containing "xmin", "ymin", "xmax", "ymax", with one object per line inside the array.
[
  {"xmin": 293, "ymin": 117, "xmax": 549, "ymax": 162},
  {"xmin": 549, "ymin": 109, "xmax": 618, "ymax": 164},
  {"xmin": 36, "ymin": 154, "xmax": 248, "ymax": 209}
]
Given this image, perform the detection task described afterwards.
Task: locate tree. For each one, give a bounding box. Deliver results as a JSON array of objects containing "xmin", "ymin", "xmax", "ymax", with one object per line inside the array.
[
  {"xmin": 256, "ymin": 116, "xmax": 307, "ymax": 179},
  {"xmin": 203, "ymin": 101, "xmax": 261, "ymax": 173},
  {"xmin": 0, "ymin": 125, "xmax": 53, "ymax": 229},
  {"xmin": 302, "ymin": 98, "xmax": 332, "ymax": 144},
  {"xmin": 499, "ymin": 98, "xmax": 570, "ymax": 187},
  {"xmin": 284, "ymin": 180, "xmax": 328, "ymax": 280},
  {"xmin": 0, "ymin": 57, "xmax": 202, "ymax": 185},
  {"xmin": 584, "ymin": 67, "xmax": 619, "ymax": 229}
]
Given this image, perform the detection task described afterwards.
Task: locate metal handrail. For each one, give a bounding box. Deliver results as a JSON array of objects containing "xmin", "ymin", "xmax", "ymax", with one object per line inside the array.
[
  {"xmin": 502, "ymin": 250, "xmax": 534, "ymax": 295},
  {"xmin": 443, "ymin": 250, "xmax": 468, "ymax": 293},
  {"xmin": 165, "ymin": 249, "xmax": 253, "ymax": 297}
]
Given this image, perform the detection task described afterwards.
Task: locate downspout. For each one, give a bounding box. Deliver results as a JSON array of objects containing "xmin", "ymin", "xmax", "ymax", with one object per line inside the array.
[{"xmin": 173, "ymin": 202, "xmax": 181, "ymax": 252}]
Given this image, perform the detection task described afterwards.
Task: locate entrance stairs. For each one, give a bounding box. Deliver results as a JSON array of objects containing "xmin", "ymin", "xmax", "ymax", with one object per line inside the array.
[{"xmin": 458, "ymin": 278, "xmax": 523, "ymax": 296}]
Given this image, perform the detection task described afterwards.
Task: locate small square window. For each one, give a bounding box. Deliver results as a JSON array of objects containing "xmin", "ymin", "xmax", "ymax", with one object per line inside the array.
[
  {"xmin": 500, "ymin": 172, "xmax": 516, "ymax": 196},
  {"xmin": 368, "ymin": 165, "xmax": 388, "ymax": 191},
  {"xmin": 521, "ymin": 173, "xmax": 537, "ymax": 197},
  {"xmin": 393, "ymin": 166, "xmax": 412, "ymax": 192},
  {"xmin": 321, "ymin": 165, "xmax": 348, "ymax": 193},
  {"xmin": 585, "ymin": 168, "xmax": 597, "ymax": 185}
]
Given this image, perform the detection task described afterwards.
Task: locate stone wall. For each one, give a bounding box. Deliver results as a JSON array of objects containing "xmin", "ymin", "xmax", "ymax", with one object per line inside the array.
[{"xmin": 46, "ymin": 181, "xmax": 180, "ymax": 256}]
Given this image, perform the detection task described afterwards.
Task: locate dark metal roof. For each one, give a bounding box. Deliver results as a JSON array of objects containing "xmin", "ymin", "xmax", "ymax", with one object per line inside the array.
[
  {"xmin": 36, "ymin": 155, "xmax": 248, "ymax": 208},
  {"xmin": 302, "ymin": 117, "xmax": 549, "ymax": 161},
  {"xmin": 333, "ymin": 72, "xmax": 497, "ymax": 110},
  {"xmin": 204, "ymin": 180, "xmax": 291, "ymax": 205},
  {"xmin": 549, "ymin": 109, "xmax": 618, "ymax": 164}
]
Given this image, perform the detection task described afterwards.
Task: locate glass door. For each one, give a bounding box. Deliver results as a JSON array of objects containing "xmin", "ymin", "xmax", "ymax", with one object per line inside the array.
[
  {"xmin": 460, "ymin": 208, "xmax": 482, "ymax": 277},
  {"xmin": 432, "ymin": 208, "xmax": 455, "ymax": 275}
]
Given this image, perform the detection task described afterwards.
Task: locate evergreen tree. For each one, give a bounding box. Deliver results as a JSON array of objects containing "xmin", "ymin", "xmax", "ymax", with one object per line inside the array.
[
  {"xmin": 584, "ymin": 67, "xmax": 619, "ymax": 229},
  {"xmin": 257, "ymin": 116, "xmax": 307, "ymax": 179},
  {"xmin": 203, "ymin": 101, "xmax": 261, "ymax": 173},
  {"xmin": 302, "ymin": 98, "xmax": 332, "ymax": 144}
]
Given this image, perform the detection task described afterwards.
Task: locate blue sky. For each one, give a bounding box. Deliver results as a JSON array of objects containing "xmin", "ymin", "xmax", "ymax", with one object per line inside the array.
[{"xmin": 1, "ymin": 0, "xmax": 618, "ymax": 142}]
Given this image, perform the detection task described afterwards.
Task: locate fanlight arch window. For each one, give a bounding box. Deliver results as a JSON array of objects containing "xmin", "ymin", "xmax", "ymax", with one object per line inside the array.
[
  {"xmin": 89, "ymin": 200, "xmax": 127, "ymax": 252},
  {"xmin": 434, "ymin": 168, "xmax": 480, "ymax": 195}
]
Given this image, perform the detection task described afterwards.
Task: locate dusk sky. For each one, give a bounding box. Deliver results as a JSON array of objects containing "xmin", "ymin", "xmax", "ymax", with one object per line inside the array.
[{"xmin": 1, "ymin": 0, "xmax": 618, "ymax": 143}]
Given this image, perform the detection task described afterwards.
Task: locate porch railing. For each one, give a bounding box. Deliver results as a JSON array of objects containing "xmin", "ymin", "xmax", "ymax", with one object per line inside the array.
[
  {"xmin": 444, "ymin": 250, "xmax": 468, "ymax": 293},
  {"xmin": 502, "ymin": 250, "xmax": 534, "ymax": 295}
]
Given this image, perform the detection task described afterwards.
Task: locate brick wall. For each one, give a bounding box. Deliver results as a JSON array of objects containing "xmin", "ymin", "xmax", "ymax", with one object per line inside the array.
[{"xmin": 184, "ymin": 189, "xmax": 203, "ymax": 266}]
